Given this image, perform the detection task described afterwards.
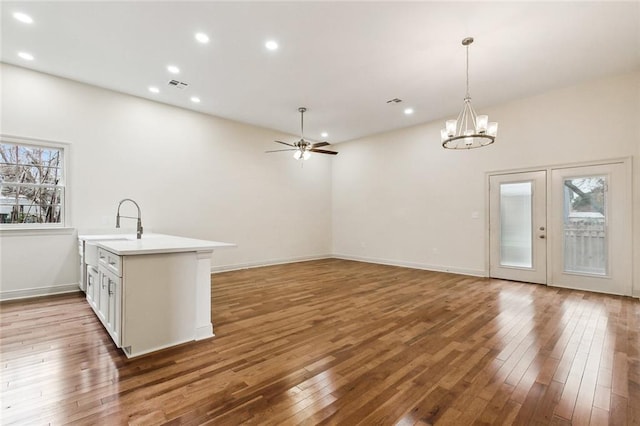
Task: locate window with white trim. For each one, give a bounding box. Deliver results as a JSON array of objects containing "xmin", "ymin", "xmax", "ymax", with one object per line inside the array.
[{"xmin": 0, "ymin": 138, "xmax": 66, "ymax": 227}]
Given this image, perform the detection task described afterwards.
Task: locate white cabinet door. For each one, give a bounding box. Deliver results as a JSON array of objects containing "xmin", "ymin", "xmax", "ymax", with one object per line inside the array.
[
  {"xmin": 86, "ymin": 266, "xmax": 98, "ymax": 310},
  {"xmin": 96, "ymin": 250, "xmax": 123, "ymax": 347},
  {"xmin": 98, "ymin": 269, "xmax": 109, "ymax": 323},
  {"xmin": 105, "ymin": 270, "xmax": 122, "ymax": 346}
]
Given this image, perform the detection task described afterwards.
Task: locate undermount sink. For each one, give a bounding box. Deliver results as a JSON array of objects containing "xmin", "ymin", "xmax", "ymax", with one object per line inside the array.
[
  {"xmin": 82, "ymin": 233, "xmax": 163, "ymax": 242},
  {"xmin": 96, "ymin": 236, "xmax": 135, "ymax": 241},
  {"xmin": 99, "ymin": 235, "xmax": 142, "ymax": 241}
]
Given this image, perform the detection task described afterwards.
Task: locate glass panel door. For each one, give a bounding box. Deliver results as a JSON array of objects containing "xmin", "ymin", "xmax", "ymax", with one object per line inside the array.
[
  {"xmin": 489, "ymin": 171, "xmax": 547, "ymax": 284},
  {"xmin": 550, "ymin": 163, "xmax": 631, "ymax": 296}
]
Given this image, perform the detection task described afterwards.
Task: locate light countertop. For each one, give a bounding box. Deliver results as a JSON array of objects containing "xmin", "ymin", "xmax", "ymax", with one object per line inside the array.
[{"xmin": 79, "ymin": 233, "xmax": 235, "ymax": 256}]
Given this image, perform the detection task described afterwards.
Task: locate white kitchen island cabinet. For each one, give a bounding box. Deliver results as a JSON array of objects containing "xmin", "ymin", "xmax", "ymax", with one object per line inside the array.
[{"xmin": 78, "ymin": 234, "xmax": 234, "ymax": 358}]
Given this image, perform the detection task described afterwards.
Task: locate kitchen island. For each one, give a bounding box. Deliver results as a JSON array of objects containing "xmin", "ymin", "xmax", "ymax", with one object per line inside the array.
[{"xmin": 78, "ymin": 233, "xmax": 234, "ymax": 358}]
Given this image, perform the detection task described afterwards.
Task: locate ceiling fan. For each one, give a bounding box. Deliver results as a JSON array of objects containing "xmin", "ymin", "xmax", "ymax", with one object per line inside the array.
[{"xmin": 266, "ymin": 107, "xmax": 338, "ymax": 160}]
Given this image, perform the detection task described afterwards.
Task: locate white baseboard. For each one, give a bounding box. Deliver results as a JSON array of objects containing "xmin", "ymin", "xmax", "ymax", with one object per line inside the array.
[
  {"xmin": 211, "ymin": 253, "xmax": 486, "ymax": 277},
  {"xmin": 331, "ymin": 253, "xmax": 486, "ymax": 277},
  {"xmin": 0, "ymin": 282, "xmax": 80, "ymax": 301},
  {"xmin": 211, "ymin": 254, "xmax": 333, "ymax": 273}
]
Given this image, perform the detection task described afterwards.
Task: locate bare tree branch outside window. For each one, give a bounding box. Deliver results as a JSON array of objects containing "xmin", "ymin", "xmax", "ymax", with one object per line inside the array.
[{"xmin": 0, "ymin": 142, "xmax": 64, "ymax": 225}]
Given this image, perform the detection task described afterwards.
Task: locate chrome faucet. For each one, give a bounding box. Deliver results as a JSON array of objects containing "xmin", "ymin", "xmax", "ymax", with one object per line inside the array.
[{"xmin": 115, "ymin": 198, "xmax": 143, "ymax": 239}]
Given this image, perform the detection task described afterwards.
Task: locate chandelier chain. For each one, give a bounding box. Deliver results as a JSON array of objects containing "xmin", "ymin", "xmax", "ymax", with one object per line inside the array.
[{"xmin": 466, "ymin": 44, "xmax": 470, "ymax": 99}]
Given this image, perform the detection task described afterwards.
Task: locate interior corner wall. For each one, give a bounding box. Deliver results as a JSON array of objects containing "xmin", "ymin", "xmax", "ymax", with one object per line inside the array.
[
  {"xmin": 0, "ymin": 63, "xmax": 333, "ymax": 299},
  {"xmin": 635, "ymin": 82, "xmax": 640, "ymax": 297},
  {"xmin": 332, "ymin": 71, "xmax": 640, "ymax": 295}
]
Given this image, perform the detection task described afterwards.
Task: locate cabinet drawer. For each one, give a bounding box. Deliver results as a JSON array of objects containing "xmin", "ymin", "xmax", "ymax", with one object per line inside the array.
[{"xmin": 98, "ymin": 248, "xmax": 122, "ymax": 277}]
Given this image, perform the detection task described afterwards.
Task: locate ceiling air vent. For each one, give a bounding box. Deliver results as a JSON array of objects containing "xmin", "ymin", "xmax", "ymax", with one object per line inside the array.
[{"xmin": 168, "ymin": 79, "xmax": 189, "ymax": 89}]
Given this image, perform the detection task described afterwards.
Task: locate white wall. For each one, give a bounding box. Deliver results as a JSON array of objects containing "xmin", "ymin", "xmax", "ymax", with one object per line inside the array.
[
  {"xmin": 0, "ymin": 63, "xmax": 332, "ymax": 299},
  {"xmin": 2, "ymin": 64, "xmax": 638, "ymax": 300},
  {"xmin": 332, "ymin": 71, "xmax": 640, "ymax": 295}
]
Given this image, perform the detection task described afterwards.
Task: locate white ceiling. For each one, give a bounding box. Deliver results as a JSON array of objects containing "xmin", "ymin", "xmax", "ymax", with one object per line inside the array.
[{"xmin": 2, "ymin": 1, "xmax": 639, "ymax": 143}]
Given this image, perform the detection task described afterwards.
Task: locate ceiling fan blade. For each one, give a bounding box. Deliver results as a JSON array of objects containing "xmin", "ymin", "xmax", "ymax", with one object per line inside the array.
[
  {"xmin": 274, "ymin": 140, "xmax": 295, "ymax": 147},
  {"xmin": 309, "ymin": 149, "xmax": 338, "ymax": 155},
  {"xmin": 311, "ymin": 141, "xmax": 330, "ymax": 148},
  {"xmin": 265, "ymin": 149, "xmax": 297, "ymax": 153}
]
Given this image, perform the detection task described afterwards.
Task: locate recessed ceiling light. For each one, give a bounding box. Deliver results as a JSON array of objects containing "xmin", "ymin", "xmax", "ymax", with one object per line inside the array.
[
  {"xmin": 195, "ymin": 32, "xmax": 209, "ymax": 44},
  {"xmin": 167, "ymin": 65, "xmax": 180, "ymax": 74},
  {"xmin": 404, "ymin": 108, "xmax": 414, "ymax": 115},
  {"xmin": 265, "ymin": 40, "xmax": 278, "ymax": 51},
  {"xmin": 148, "ymin": 86, "xmax": 160, "ymax": 94},
  {"xmin": 321, "ymin": 132, "xmax": 329, "ymax": 138},
  {"xmin": 13, "ymin": 12, "xmax": 33, "ymax": 24},
  {"xmin": 18, "ymin": 51, "xmax": 34, "ymax": 61},
  {"xmin": 190, "ymin": 96, "xmax": 201, "ymax": 103}
]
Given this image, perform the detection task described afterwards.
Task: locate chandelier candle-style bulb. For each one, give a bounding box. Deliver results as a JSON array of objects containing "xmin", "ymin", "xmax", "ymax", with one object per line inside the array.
[
  {"xmin": 487, "ymin": 122, "xmax": 498, "ymax": 137},
  {"xmin": 441, "ymin": 37, "xmax": 497, "ymax": 150},
  {"xmin": 476, "ymin": 115, "xmax": 488, "ymax": 133},
  {"xmin": 446, "ymin": 120, "xmax": 457, "ymax": 137}
]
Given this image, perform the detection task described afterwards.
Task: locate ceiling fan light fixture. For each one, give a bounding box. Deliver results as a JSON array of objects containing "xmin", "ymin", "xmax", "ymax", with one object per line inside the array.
[
  {"xmin": 441, "ymin": 37, "xmax": 497, "ymax": 150},
  {"xmin": 265, "ymin": 107, "xmax": 337, "ymax": 159},
  {"xmin": 195, "ymin": 32, "xmax": 209, "ymax": 44},
  {"xmin": 292, "ymin": 149, "xmax": 311, "ymax": 161},
  {"xmin": 265, "ymin": 40, "xmax": 278, "ymax": 51},
  {"xmin": 18, "ymin": 51, "xmax": 34, "ymax": 61},
  {"xmin": 13, "ymin": 12, "xmax": 33, "ymax": 24}
]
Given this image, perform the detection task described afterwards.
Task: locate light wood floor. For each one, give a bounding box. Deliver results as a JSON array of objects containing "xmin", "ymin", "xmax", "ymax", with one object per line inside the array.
[{"xmin": 1, "ymin": 259, "xmax": 638, "ymax": 425}]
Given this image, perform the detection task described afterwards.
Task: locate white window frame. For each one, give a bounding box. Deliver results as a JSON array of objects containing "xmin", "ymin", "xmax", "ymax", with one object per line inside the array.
[{"xmin": 0, "ymin": 135, "xmax": 70, "ymax": 230}]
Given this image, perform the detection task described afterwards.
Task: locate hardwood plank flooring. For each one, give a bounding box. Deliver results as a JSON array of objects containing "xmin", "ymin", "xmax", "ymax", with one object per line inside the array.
[{"xmin": 1, "ymin": 259, "xmax": 638, "ymax": 425}]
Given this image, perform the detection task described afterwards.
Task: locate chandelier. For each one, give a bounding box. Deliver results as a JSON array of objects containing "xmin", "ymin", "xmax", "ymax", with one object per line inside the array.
[{"xmin": 441, "ymin": 37, "xmax": 497, "ymax": 149}]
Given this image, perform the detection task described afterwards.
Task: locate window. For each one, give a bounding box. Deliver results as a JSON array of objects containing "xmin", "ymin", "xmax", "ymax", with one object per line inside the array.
[
  {"xmin": 0, "ymin": 137, "xmax": 67, "ymax": 227},
  {"xmin": 563, "ymin": 176, "xmax": 607, "ymax": 275}
]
